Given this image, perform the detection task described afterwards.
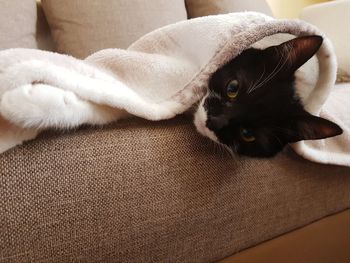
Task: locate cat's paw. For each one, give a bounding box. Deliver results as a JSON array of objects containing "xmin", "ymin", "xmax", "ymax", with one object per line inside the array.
[
  {"xmin": 1, "ymin": 84, "xmax": 63, "ymax": 128},
  {"xmin": 1, "ymin": 84, "xmax": 85, "ymax": 128},
  {"xmin": 147, "ymin": 100, "xmax": 186, "ymax": 120},
  {"xmin": 1, "ymin": 84, "xmax": 127, "ymax": 129}
]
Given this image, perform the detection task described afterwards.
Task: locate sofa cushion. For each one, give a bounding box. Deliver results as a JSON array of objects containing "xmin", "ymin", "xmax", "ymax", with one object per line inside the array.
[
  {"xmin": 1, "ymin": 116, "xmax": 350, "ymax": 262},
  {"xmin": 186, "ymin": 0, "xmax": 273, "ymax": 18},
  {"xmin": 41, "ymin": 0, "xmax": 188, "ymax": 58},
  {"xmin": 0, "ymin": 0, "xmax": 37, "ymax": 50},
  {"xmin": 36, "ymin": 1, "xmax": 55, "ymax": 51}
]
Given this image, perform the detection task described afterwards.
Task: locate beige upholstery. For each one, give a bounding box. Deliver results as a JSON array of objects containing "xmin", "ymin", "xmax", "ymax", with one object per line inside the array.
[
  {"xmin": 186, "ymin": 0, "xmax": 273, "ymax": 18},
  {"xmin": 36, "ymin": 1, "xmax": 55, "ymax": 51},
  {"xmin": 41, "ymin": 0, "xmax": 188, "ymax": 58},
  {"xmin": 0, "ymin": 0, "xmax": 37, "ymax": 50},
  {"xmin": 1, "ymin": 117, "xmax": 350, "ymax": 262}
]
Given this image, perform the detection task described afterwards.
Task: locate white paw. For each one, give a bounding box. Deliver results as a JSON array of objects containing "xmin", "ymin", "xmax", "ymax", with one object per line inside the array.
[
  {"xmin": 1, "ymin": 84, "xmax": 83, "ymax": 128},
  {"xmin": 0, "ymin": 84, "xmax": 126, "ymax": 129},
  {"xmin": 146, "ymin": 101, "xmax": 185, "ymax": 121}
]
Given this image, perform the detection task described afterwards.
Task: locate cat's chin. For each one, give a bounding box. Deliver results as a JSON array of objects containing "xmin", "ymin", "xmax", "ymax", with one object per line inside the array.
[{"xmin": 193, "ymin": 100, "xmax": 219, "ymax": 143}]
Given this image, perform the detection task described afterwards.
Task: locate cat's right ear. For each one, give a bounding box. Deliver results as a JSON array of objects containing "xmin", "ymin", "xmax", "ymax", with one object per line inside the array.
[{"xmin": 263, "ymin": 35, "xmax": 323, "ymax": 78}]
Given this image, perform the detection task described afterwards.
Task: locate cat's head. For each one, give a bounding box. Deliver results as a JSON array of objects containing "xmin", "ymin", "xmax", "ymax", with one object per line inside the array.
[{"xmin": 194, "ymin": 35, "xmax": 342, "ymax": 157}]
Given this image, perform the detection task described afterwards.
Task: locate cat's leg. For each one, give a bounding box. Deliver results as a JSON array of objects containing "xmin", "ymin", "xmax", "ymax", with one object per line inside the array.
[{"xmin": 0, "ymin": 84, "xmax": 129, "ymax": 129}]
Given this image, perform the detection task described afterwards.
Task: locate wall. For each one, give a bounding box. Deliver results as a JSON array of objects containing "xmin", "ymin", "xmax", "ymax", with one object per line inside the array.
[{"xmin": 266, "ymin": 0, "xmax": 331, "ymax": 18}]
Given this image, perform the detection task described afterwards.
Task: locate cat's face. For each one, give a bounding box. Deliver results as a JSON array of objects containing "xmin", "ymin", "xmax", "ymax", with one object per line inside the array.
[{"xmin": 194, "ymin": 35, "xmax": 342, "ymax": 157}]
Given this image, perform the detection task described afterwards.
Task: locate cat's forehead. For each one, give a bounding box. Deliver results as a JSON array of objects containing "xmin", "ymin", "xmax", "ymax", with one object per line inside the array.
[{"xmin": 210, "ymin": 49, "xmax": 266, "ymax": 84}]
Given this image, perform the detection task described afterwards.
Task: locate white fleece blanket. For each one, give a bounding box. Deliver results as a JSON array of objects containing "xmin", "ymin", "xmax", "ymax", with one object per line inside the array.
[{"xmin": 0, "ymin": 12, "xmax": 349, "ymax": 166}]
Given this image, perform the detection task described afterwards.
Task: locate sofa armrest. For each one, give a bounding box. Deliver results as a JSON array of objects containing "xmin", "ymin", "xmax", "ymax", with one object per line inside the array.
[{"xmin": 1, "ymin": 116, "xmax": 350, "ymax": 262}]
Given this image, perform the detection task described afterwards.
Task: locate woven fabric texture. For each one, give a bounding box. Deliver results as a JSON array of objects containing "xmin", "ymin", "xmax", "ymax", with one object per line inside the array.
[
  {"xmin": 1, "ymin": 116, "xmax": 350, "ymax": 262},
  {"xmin": 0, "ymin": 0, "xmax": 37, "ymax": 50},
  {"xmin": 41, "ymin": 0, "xmax": 188, "ymax": 58}
]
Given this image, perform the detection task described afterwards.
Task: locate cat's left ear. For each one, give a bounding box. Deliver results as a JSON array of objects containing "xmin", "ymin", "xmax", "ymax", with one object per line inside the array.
[
  {"xmin": 284, "ymin": 113, "xmax": 343, "ymax": 143},
  {"xmin": 266, "ymin": 35, "xmax": 323, "ymax": 76}
]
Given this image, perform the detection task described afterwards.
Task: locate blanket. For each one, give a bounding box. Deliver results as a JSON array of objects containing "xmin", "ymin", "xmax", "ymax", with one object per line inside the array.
[{"xmin": 0, "ymin": 12, "xmax": 349, "ymax": 167}]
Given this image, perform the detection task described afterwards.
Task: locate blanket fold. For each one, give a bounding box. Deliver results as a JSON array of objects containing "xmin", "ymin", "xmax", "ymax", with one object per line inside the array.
[{"xmin": 0, "ymin": 12, "xmax": 349, "ymax": 166}]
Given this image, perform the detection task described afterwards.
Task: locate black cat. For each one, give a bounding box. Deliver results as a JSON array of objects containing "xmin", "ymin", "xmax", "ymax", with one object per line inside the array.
[{"xmin": 194, "ymin": 35, "xmax": 342, "ymax": 157}]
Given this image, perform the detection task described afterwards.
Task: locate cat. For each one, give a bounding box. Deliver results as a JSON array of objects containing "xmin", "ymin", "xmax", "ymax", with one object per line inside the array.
[{"xmin": 194, "ymin": 35, "xmax": 343, "ymax": 157}]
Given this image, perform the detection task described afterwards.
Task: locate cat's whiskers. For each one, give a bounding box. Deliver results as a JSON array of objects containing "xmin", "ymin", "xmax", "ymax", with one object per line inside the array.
[
  {"xmin": 226, "ymin": 144, "xmax": 238, "ymax": 160},
  {"xmin": 210, "ymin": 139, "xmax": 223, "ymax": 157},
  {"xmin": 249, "ymin": 52, "xmax": 285, "ymax": 92},
  {"xmin": 218, "ymin": 143, "xmax": 228, "ymax": 158},
  {"xmin": 209, "ymin": 89, "xmax": 221, "ymax": 100},
  {"xmin": 247, "ymin": 64, "xmax": 266, "ymax": 94},
  {"xmin": 270, "ymin": 132, "xmax": 284, "ymax": 147},
  {"xmin": 209, "ymin": 138, "xmax": 236, "ymax": 159},
  {"xmin": 220, "ymin": 142, "xmax": 236, "ymax": 159},
  {"xmin": 249, "ymin": 45, "xmax": 292, "ymax": 93},
  {"xmin": 249, "ymin": 53, "xmax": 285, "ymax": 92},
  {"xmin": 219, "ymin": 140, "xmax": 237, "ymax": 159}
]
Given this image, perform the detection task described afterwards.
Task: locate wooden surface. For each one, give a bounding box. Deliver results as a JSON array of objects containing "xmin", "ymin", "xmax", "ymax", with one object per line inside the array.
[{"xmin": 219, "ymin": 209, "xmax": 350, "ymax": 263}]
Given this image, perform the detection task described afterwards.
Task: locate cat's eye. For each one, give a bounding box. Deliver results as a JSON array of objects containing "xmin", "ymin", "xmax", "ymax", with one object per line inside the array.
[
  {"xmin": 240, "ymin": 127, "xmax": 256, "ymax": 142},
  {"xmin": 226, "ymin": 80, "xmax": 239, "ymax": 99}
]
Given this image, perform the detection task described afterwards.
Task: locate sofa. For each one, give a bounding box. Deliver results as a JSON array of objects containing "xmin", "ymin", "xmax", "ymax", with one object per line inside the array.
[{"xmin": 1, "ymin": 0, "xmax": 349, "ymax": 262}]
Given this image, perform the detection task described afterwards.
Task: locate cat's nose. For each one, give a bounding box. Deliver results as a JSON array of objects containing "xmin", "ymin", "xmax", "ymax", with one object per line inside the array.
[
  {"xmin": 206, "ymin": 116, "xmax": 226, "ymax": 130},
  {"xmin": 204, "ymin": 98, "xmax": 222, "ymax": 116}
]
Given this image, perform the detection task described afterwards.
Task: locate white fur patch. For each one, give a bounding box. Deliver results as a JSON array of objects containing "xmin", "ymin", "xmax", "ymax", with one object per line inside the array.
[{"xmin": 193, "ymin": 96, "xmax": 219, "ymax": 143}]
